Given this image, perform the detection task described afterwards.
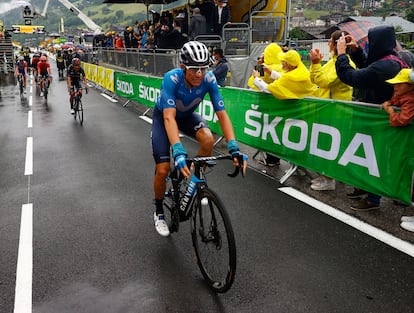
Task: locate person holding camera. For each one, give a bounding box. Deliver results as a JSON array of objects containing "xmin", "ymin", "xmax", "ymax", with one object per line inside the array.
[
  {"xmin": 252, "ymin": 49, "xmax": 317, "ymax": 99},
  {"xmin": 158, "ymin": 18, "xmax": 187, "ymax": 50},
  {"xmin": 247, "ymin": 43, "xmax": 283, "ymax": 91},
  {"xmin": 307, "ymin": 30, "xmax": 356, "ymax": 191},
  {"xmin": 248, "ymin": 43, "xmax": 285, "ymax": 166},
  {"xmin": 335, "ymin": 25, "xmax": 408, "ymax": 211}
]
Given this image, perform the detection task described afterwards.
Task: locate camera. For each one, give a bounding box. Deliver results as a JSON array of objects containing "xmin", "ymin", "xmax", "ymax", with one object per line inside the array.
[{"xmin": 254, "ymin": 64, "xmax": 265, "ymax": 76}]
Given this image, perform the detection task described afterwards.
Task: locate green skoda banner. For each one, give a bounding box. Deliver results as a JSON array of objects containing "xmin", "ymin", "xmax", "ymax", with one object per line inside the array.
[
  {"xmin": 115, "ymin": 72, "xmax": 160, "ymax": 108},
  {"xmin": 114, "ymin": 72, "xmax": 414, "ymax": 204}
]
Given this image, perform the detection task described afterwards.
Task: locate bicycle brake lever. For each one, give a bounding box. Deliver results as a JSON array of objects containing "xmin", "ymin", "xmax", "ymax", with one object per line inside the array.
[
  {"xmin": 227, "ymin": 165, "xmax": 240, "ymax": 178},
  {"xmin": 227, "ymin": 154, "xmax": 245, "ymax": 178}
]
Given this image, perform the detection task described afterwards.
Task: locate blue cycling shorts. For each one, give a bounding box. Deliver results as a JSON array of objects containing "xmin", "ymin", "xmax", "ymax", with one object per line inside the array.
[{"xmin": 151, "ymin": 107, "xmax": 209, "ymax": 164}]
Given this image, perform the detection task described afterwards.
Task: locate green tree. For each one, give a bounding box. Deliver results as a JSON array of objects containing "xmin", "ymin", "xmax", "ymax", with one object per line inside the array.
[
  {"xmin": 289, "ymin": 27, "xmax": 310, "ymax": 40},
  {"xmin": 406, "ymin": 7, "xmax": 414, "ymax": 23}
]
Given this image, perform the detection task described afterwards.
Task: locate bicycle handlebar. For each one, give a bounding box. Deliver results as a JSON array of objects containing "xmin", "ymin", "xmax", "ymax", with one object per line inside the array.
[
  {"xmin": 70, "ymin": 86, "xmax": 88, "ymax": 94},
  {"xmin": 188, "ymin": 154, "xmax": 246, "ymax": 178}
]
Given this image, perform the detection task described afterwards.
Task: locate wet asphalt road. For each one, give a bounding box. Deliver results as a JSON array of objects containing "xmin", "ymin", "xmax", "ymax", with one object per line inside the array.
[{"xmin": 0, "ymin": 69, "xmax": 414, "ymax": 313}]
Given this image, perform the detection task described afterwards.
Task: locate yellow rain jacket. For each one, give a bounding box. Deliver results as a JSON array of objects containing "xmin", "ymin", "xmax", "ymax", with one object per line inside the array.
[
  {"xmin": 267, "ymin": 62, "xmax": 318, "ymax": 99},
  {"xmin": 310, "ymin": 55, "xmax": 355, "ymax": 100},
  {"xmin": 248, "ymin": 43, "xmax": 283, "ymax": 90}
]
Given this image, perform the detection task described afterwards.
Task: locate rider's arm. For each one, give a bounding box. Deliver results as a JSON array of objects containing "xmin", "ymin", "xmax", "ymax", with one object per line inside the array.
[
  {"xmin": 83, "ymin": 76, "xmax": 88, "ymax": 92},
  {"xmin": 81, "ymin": 69, "xmax": 88, "ymax": 89},
  {"xmin": 67, "ymin": 76, "xmax": 72, "ymax": 90},
  {"xmin": 163, "ymin": 107, "xmax": 180, "ymax": 145},
  {"xmin": 208, "ymin": 72, "xmax": 246, "ymax": 168},
  {"xmin": 216, "ymin": 110, "xmax": 235, "ymax": 142},
  {"xmin": 159, "ymin": 70, "xmax": 180, "ymax": 145},
  {"xmin": 164, "ymin": 107, "xmax": 191, "ymax": 178}
]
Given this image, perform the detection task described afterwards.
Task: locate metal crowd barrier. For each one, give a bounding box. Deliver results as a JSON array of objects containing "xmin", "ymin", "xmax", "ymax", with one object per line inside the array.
[{"xmin": 93, "ymin": 48, "xmax": 180, "ymax": 77}]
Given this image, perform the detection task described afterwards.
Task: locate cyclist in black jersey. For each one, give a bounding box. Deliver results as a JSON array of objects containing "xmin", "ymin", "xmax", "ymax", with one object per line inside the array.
[{"xmin": 67, "ymin": 58, "xmax": 88, "ymax": 114}]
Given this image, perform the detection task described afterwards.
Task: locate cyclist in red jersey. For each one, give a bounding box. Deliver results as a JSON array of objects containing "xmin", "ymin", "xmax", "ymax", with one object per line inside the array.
[
  {"xmin": 37, "ymin": 55, "xmax": 53, "ymax": 96},
  {"xmin": 31, "ymin": 53, "xmax": 40, "ymax": 82}
]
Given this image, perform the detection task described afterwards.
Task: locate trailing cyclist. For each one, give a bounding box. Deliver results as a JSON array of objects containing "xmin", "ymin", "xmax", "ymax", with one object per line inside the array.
[
  {"xmin": 31, "ymin": 53, "xmax": 40, "ymax": 82},
  {"xmin": 37, "ymin": 55, "xmax": 53, "ymax": 97},
  {"xmin": 67, "ymin": 58, "xmax": 88, "ymax": 115},
  {"xmin": 56, "ymin": 49, "xmax": 66, "ymax": 78},
  {"xmin": 15, "ymin": 56, "xmax": 28, "ymax": 93},
  {"xmin": 151, "ymin": 41, "xmax": 247, "ymax": 237}
]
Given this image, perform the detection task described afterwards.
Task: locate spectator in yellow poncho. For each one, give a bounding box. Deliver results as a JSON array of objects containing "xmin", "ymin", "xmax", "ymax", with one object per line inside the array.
[
  {"xmin": 310, "ymin": 30, "xmax": 355, "ymax": 100},
  {"xmin": 253, "ymin": 49, "xmax": 318, "ymax": 99},
  {"xmin": 247, "ymin": 42, "xmax": 283, "ymax": 90},
  {"xmin": 307, "ymin": 30, "xmax": 356, "ymax": 192}
]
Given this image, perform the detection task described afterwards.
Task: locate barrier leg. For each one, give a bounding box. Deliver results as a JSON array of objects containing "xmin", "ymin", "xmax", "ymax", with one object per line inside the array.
[
  {"xmin": 279, "ymin": 163, "xmax": 297, "ymax": 184},
  {"xmin": 213, "ymin": 136, "xmax": 224, "ymax": 148},
  {"xmin": 253, "ymin": 150, "xmax": 268, "ymax": 165}
]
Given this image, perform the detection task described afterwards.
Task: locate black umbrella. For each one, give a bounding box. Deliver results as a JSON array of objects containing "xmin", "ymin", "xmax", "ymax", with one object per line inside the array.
[{"xmin": 103, "ymin": 0, "xmax": 179, "ymax": 20}]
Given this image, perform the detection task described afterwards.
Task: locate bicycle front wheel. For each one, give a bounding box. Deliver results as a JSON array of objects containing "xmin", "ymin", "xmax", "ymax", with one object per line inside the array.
[
  {"xmin": 191, "ymin": 188, "xmax": 236, "ymax": 293},
  {"xmin": 19, "ymin": 81, "xmax": 24, "ymax": 96},
  {"xmin": 43, "ymin": 84, "xmax": 48, "ymax": 100},
  {"xmin": 77, "ymin": 99, "xmax": 83, "ymax": 125}
]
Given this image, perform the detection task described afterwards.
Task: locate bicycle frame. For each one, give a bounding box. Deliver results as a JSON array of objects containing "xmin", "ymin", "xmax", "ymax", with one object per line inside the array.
[
  {"xmin": 73, "ymin": 86, "xmax": 82, "ymax": 104},
  {"xmin": 39, "ymin": 75, "xmax": 49, "ymax": 98},
  {"xmin": 166, "ymin": 154, "xmax": 242, "ymax": 227},
  {"xmin": 72, "ymin": 86, "xmax": 84, "ymax": 125},
  {"xmin": 18, "ymin": 75, "xmax": 24, "ymax": 92}
]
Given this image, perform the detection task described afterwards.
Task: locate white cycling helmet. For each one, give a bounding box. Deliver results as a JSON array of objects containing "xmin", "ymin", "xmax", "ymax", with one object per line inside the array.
[{"xmin": 180, "ymin": 41, "xmax": 209, "ymax": 67}]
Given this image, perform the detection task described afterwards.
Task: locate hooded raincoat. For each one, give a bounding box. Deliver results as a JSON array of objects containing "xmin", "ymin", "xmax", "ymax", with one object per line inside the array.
[
  {"xmin": 248, "ymin": 43, "xmax": 283, "ymax": 90},
  {"xmin": 335, "ymin": 25, "xmax": 406, "ymax": 104}
]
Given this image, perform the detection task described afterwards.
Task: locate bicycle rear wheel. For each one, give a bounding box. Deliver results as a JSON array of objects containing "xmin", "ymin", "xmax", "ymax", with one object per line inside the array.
[
  {"xmin": 163, "ymin": 176, "xmax": 181, "ymax": 233},
  {"xmin": 191, "ymin": 188, "xmax": 236, "ymax": 293}
]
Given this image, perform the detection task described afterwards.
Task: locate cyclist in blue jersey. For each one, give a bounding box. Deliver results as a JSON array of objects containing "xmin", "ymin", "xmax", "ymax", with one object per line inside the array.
[
  {"xmin": 15, "ymin": 56, "xmax": 28, "ymax": 93},
  {"xmin": 151, "ymin": 41, "xmax": 247, "ymax": 237}
]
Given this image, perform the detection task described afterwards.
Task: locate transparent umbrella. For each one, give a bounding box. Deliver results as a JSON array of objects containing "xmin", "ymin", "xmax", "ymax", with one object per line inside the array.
[{"xmin": 339, "ymin": 20, "xmax": 375, "ymax": 50}]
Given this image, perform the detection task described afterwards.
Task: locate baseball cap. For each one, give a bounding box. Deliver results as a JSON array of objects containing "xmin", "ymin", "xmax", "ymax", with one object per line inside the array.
[
  {"xmin": 177, "ymin": 13, "xmax": 185, "ymax": 18},
  {"xmin": 386, "ymin": 69, "xmax": 414, "ymax": 84},
  {"xmin": 278, "ymin": 50, "xmax": 301, "ymax": 67}
]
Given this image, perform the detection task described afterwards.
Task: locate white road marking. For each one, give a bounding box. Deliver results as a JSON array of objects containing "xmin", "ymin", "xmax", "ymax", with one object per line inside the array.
[
  {"xmin": 100, "ymin": 93, "xmax": 118, "ymax": 102},
  {"xmin": 14, "ymin": 203, "xmax": 33, "ymax": 313},
  {"xmin": 24, "ymin": 137, "xmax": 33, "ymax": 176},
  {"xmin": 28, "ymin": 111, "xmax": 32, "ymax": 128},
  {"xmin": 139, "ymin": 115, "xmax": 153, "ymax": 124},
  {"xmin": 279, "ymin": 187, "xmax": 414, "ymax": 258}
]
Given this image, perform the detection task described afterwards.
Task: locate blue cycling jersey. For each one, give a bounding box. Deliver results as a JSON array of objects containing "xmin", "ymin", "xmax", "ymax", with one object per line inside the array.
[
  {"xmin": 16, "ymin": 61, "xmax": 27, "ymax": 75},
  {"xmin": 155, "ymin": 68, "xmax": 225, "ymax": 119}
]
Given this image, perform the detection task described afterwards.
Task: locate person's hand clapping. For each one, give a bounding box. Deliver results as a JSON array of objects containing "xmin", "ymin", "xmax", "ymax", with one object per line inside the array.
[{"xmin": 309, "ymin": 48, "xmax": 323, "ymax": 64}]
